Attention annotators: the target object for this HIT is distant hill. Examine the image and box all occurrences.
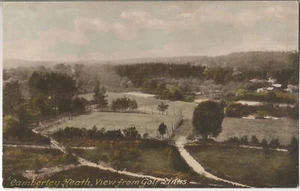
[3,50,298,70]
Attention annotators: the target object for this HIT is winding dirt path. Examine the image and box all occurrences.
[31,126,211,187]
[175,136,251,188]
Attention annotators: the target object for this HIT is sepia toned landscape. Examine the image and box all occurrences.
[2,1,299,188]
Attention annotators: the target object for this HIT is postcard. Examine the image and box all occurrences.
[2,1,299,188]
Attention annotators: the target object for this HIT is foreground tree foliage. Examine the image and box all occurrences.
[192,100,224,140]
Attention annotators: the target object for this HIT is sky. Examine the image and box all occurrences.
[2,1,299,62]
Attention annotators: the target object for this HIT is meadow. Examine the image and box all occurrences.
[72,146,191,179]
[81,92,197,118]
[186,145,298,187]
[46,112,175,138]
[68,92,298,144]
[216,118,298,145]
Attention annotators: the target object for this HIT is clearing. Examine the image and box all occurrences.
[45,112,175,138]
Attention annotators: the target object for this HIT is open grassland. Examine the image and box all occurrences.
[186,145,298,187]
[3,147,73,176]
[72,146,190,179]
[81,92,197,118]
[71,144,231,187]
[46,112,174,138]
[216,118,298,145]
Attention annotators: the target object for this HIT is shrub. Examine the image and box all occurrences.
[227,136,240,145]
[60,153,77,164]
[251,135,260,146]
[269,138,280,149]
[261,139,269,150]
[240,135,249,145]
[30,158,43,172]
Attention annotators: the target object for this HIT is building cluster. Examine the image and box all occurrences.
[250,77,298,93]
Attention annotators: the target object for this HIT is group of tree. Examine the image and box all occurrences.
[2,71,87,143]
[28,71,77,116]
[3,115,50,144]
[142,79,187,101]
[115,63,206,87]
[114,51,298,90]
[111,97,138,111]
[227,135,281,148]
[53,126,141,140]
[235,91,297,104]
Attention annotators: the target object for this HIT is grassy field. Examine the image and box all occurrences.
[3,147,73,176]
[80,92,197,118]
[186,145,298,187]
[72,146,190,179]
[80,92,297,144]
[46,112,175,138]
[71,143,232,187]
[216,118,298,145]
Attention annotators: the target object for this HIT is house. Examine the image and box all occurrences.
[268,77,277,84]
[249,78,267,83]
[284,85,299,93]
[256,88,267,93]
[272,84,282,88]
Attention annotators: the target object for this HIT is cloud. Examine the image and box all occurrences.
[38,28,88,45]
[3,2,298,61]
[74,17,109,33]
[265,5,298,21]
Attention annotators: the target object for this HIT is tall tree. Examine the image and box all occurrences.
[93,80,108,111]
[157,102,169,115]
[192,100,224,140]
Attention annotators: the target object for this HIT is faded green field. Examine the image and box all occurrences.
[71,144,233,187]
[72,146,191,179]
[79,92,298,144]
[81,92,197,118]
[186,145,298,187]
[216,118,298,145]
[46,112,175,138]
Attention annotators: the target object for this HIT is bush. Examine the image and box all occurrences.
[240,135,249,145]
[261,139,269,151]
[60,153,77,164]
[30,158,43,172]
[251,135,260,146]
[227,136,240,145]
[226,103,255,117]
[269,138,280,149]
[140,139,168,148]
